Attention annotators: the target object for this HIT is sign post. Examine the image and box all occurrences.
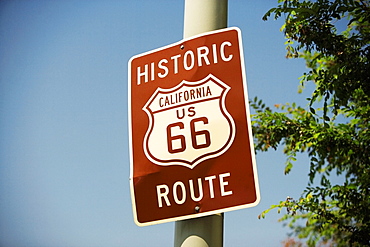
[128,0,260,246]
[176,1,227,246]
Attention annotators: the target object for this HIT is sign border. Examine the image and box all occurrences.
[128,27,260,226]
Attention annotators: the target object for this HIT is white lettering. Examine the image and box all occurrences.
[171,54,181,74]
[184,50,195,70]
[158,59,169,78]
[156,184,171,208]
[197,46,210,67]
[137,64,148,85]
[212,43,218,64]
[150,62,155,81]
[173,181,186,204]
[219,172,233,196]
[155,172,233,208]
[189,178,203,202]
[204,175,216,198]
[135,40,235,84]
[220,41,233,62]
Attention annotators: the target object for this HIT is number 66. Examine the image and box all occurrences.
[166,117,211,154]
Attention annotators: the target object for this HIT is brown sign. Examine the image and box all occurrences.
[128,27,260,226]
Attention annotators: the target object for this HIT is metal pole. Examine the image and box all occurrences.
[174,214,224,247]
[183,0,228,39]
[174,1,228,247]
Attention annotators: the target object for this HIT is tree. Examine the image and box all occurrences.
[253,0,370,246]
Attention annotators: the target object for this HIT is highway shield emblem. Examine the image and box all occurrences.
[143,74,236,169]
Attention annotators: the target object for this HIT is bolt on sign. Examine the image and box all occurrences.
[128,27,260,226]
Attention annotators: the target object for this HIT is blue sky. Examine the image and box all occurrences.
[1,1,316,246]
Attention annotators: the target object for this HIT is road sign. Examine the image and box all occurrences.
[128,27,260,226]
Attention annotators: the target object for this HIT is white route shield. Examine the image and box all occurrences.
[143,74,235,169]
